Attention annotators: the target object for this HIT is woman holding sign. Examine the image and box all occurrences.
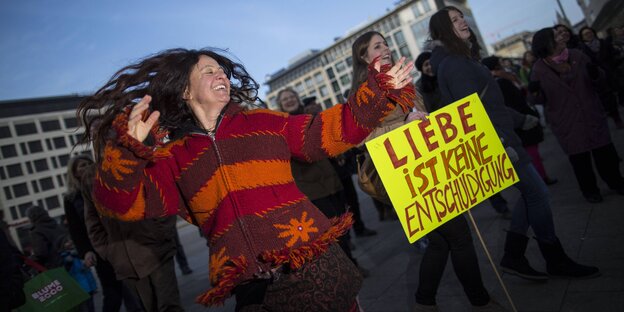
[428,5,599,287]
[350,31,502,311]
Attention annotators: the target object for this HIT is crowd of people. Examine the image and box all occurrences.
[2,5,624,312]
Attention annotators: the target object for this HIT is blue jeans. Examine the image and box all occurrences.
[509,163,557,243]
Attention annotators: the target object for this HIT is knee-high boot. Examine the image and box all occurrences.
[536,237,600,278]
[500,231,548,281]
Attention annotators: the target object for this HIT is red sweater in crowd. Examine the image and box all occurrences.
[92,68,416,305]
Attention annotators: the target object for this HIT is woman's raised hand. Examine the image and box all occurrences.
[127,95,160,142]
[373,56,415,89]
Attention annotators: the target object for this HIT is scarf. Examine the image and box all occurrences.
[550,48,569,64]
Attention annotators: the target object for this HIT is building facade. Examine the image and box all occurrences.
[0,95,90,250]
[264,0,487,110]
[491,31,534,59]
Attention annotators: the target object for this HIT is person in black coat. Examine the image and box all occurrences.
[428,7,599,290]
[481,55,557,185]
[65,154,143,312]
[578,26,624,128]
[0,229,26,311]
[26,205,66,269]
[83,162,184,312]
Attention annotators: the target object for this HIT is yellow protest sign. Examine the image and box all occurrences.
[365,93,518,243]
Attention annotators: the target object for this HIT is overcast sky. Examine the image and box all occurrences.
[0,0,583,102]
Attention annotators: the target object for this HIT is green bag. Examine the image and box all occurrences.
[17,267,89,312]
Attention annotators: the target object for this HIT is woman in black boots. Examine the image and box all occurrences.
[428,6,600,282]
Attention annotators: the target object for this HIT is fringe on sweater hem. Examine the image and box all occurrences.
[195,256,248,306]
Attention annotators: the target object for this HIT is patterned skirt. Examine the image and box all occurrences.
[234,243,363,312]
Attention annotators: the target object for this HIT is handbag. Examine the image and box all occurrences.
[16,264,89,312]
[356,150,391,205]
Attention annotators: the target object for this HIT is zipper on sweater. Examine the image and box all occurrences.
[207,114,267,275]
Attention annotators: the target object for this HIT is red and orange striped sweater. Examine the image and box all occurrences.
[93,68,416,305]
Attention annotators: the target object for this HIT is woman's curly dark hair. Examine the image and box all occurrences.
[77,48,259,160]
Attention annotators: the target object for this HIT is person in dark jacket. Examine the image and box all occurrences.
[429,6,599,289]
[0,229,26,311]
[554,24,581,49]
[482,55,557,185]
[83,164,182,312]
[531,27,624,203]
[26,205,66,269]
[65,154,143,312]
[578,26,624,129]
[416,51,513,219]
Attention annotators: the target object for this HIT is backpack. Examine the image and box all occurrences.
[356,151,391,205]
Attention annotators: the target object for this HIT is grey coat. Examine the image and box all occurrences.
[430,45,531,167]
[531,49,611,155]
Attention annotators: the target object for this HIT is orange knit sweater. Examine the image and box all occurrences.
[93,67,416,305]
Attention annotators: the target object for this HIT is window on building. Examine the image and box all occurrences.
[319,85,329,97]
[323,99,333,108]
[412,3,422,17]
[28,140,43,153]
[3,186,12,200]
[295,82,304,94]
[33,159,48,172]
[345,56,353,67]
[53,136,67,149]
[394,30,406,46]
[326,68,335,79]
[399,46,412,58]
[0,125,10,139]
[40,119,61,132]
[314,72,324,84]
[304,77,314,88]
[387,36,395,48]
[308,90,317,98]
[1,144,18,158]
[58,154,70,167]
[40,177,54,191]
[31,181,39,193]
[25,162,33,174]
[18,203,32,219]
[45,138,53,150]
[45,195,60,210]
[57,174,65,187]
[51,157,58,169]
[15,122,37,136]
[411,17,431,49]
[335,61,346,73]
[64,117,78,129]
[20,143,28,155]
[391,50,400,62]
[12,183,28,198]
[339,74,351,86]
[422,0,431,13]
[7,164,23,178]
[0,167,6,180]
[332,81,341,93]
[9,206,18,220]
[337,94,345,103]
